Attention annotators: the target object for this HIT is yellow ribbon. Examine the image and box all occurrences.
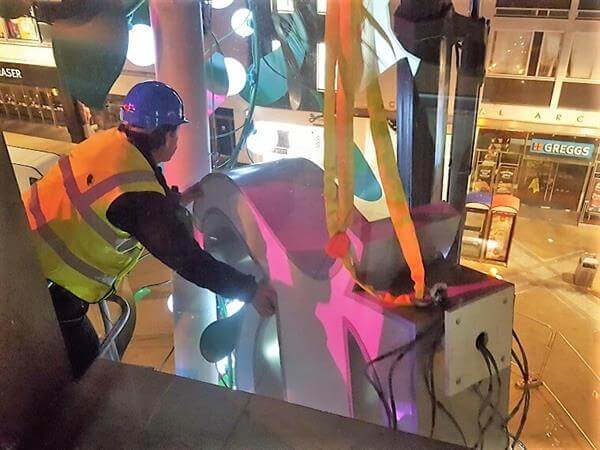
[323,0,426,302]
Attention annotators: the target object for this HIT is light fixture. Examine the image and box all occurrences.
[316,42,326,91]
[271,39,282,51]
[216,357,229,375]
[317,0,327,14]
[225,299,245,317]
[126,24,156,67]
[223,57,247,96]
[275,0,294,13]
[263,339,280,362]
[167,294,173,313]
[231,8,254,38]
[211,0,234,9]
[246,122,279,155]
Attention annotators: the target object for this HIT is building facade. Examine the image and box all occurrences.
[473,0,600,225]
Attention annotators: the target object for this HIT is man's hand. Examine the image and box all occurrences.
[251,280,277,317]
[180,181,204,206]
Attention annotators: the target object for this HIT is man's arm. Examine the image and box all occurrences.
[106,191,258,302]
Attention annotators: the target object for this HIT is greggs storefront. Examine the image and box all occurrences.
[470,126,599,224]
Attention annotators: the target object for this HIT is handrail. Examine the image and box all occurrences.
[98,295,131,359]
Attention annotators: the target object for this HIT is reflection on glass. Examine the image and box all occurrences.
[488,31,532,75]
[567,33,600,80]
[537,32,561,77]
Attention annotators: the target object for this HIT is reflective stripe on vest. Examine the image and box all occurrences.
[58,157,156,249]
[24,128,166,302]
[29,183,114,286]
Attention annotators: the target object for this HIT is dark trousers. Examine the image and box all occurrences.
[49,283,100,378]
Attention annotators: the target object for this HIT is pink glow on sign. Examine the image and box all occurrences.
[193,228,205,247]
[246,201,294,287]
[206,90,226,115]
[315,229,384,388]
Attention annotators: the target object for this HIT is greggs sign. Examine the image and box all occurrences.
[529,138,596,160]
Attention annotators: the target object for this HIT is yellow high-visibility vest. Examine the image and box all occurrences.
[22,128,165,303]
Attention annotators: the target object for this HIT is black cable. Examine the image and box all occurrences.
[475,344,494,450]
[478,344,503,450]
[365,319,441,430]
[511,330,530,449]
[423,328,469,447]
[364,361,393,428]
[158,345,175,372]
[426,327,444,437]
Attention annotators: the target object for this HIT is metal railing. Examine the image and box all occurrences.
[98,295,131,361]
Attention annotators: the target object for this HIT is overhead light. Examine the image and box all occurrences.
[275,0,294,13]
[126,24,155,67]
[272,39,282,51]
[216,357,229,375]
[247,122,279,155]
[316,42,338,92]
[225,299,245,317]
[317,0,327,14]
[223,57,247,96]
[211,0,234,9]
[231,8,254,38]
[167,294,173,313]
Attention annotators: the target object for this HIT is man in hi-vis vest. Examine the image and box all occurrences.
[22,81,277,377]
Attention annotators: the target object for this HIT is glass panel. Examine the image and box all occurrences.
[537,32,562,77]
[558,83,600,110]
[483,78,554,106]
[488,31,532,75]
[567,33,600,80]
[550,163,588,210]
[496,0,571,7]
[6,16,39,41]
[579,0,600,10]
[0,18,8,39]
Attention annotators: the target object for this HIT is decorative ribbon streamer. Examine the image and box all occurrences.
[323,0,426,304]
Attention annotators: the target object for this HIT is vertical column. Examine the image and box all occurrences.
[0,131,71,446]
[150,0,217,384]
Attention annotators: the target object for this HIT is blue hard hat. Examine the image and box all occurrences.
[120,81,189,130]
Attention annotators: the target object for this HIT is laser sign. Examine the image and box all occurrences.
[529,138,596,160]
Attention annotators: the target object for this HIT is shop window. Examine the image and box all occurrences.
[567,33,600,80]
[558,83,600,111]
[488,31,532,76]
[536,32,562,77]
[482,78,554,106]
[5,16,39,41]
[579,0,600,9]
[0,18,8,39]
[496,0,571,7]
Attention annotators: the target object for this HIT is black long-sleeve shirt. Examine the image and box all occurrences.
[106,152,257,302]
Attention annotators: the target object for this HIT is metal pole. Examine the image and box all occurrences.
[150,0,218,384]
[431,37,451,202]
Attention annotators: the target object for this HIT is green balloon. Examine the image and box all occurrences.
[206,52,229,96]
[51,0,128,108]
[133,287,151,303]
[0,0,31,19]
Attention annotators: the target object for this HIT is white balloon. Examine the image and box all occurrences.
[126,24,156,67]
[223,57,247,96]
[247,123,278,155]
[211,0,234,9]
[230,8,254,38]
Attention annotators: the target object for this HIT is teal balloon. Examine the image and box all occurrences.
[240,48,288,106]
[312,94,382,202]
[240,10,307,107]
[51,0,128,108]
[206,52,229,96]
[353,144,382,201]
[133,287,151,302]
[127,0,150,25]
